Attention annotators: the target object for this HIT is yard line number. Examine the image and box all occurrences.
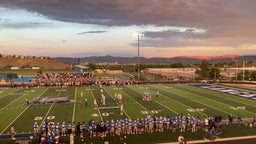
[34,116,55,121]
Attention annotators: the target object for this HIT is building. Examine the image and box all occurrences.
[221,67,256,79]
[74,65,89,73]
[145,68,196,80]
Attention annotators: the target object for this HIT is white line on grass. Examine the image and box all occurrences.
[38,87,63,129]
[72,87,77,122]
[103,87,131,119]
[0,89,19,100]
[56,87,63,96]
[152,85,208,116]
[130,86,180,115]
[157,85,231,116]
[0,91,30,112]
[122,89,152,115]
[38,103,55,130]
[186,85,256,109]
[90,86,103,121]
[0,88,48,134]
[153,100,179,115]
[150,85,200,113]
[171,85,256,115]
[1,105,31,134]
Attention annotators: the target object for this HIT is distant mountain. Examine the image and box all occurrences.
[54,55,256,65]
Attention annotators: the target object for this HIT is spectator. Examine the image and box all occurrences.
[10,124,16,140]
[210,126,216,142]
[178,133,184,144]
[228,114,233,125]
[237,115,242,125]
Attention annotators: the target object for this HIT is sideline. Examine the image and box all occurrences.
[158,135,256,144]
[72,87,77,122]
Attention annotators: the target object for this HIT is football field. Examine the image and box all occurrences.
[0,84,256,135]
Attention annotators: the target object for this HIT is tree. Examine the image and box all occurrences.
[88,63,96,71]
[4,65,12,70]
[250,71,256,81]
[195,60,211,79]
[22,64,31,69]
[170,63,185,68]
[237,70,250,81]
[209,67,220,80]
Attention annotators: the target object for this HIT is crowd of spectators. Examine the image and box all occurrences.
[34,72,135,87]
[35,72,95,87]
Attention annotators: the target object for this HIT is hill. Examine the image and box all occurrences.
[0,57,70,69]
[55,55,256,64]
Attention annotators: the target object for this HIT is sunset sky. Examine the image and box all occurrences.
[0,0,256,58]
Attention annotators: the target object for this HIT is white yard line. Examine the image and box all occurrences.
[189,85,256,108]
[175,85,256,115]
[0,89,19,100]
[38,87,63,129]
[154,100,179,115]
[103,87,131,119]
[56,87,63,96]
[38,103,54,129]
[0,88,48,134]
[0,90,31,112]
[72,87,77,122]
[152,85,208,116]
[1,106,31,134]
[165,88,231,116]
[131,86,180,115]
[122,88,152,115]
[89,86,103,121]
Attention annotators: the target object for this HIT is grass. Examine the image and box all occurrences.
[0,84,256,143]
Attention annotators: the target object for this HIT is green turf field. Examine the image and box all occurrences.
[0,84,256,143]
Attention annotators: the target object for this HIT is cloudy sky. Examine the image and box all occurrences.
[0,0,255,58]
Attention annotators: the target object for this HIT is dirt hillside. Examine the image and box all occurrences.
[0,57,70,69]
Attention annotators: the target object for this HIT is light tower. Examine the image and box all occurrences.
[133,33,144,80]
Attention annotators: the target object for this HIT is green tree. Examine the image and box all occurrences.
[4,65,12,70]
[237,70,250,81]
[88,63,96,71]
[22,64,31,69]
[250,71,256,81]
[195,60,211,79]
[209,67,220,80]
[170,63,185,68]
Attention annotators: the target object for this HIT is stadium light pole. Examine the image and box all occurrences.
[235,58,238,81]
[242,60,245,81]
[133,33,144,80]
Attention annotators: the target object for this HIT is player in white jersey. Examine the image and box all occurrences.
[33,122,38,136]
[55,122,60,135]
[110,119,115,136]
[80,92,83,101]
[120,103,124,115]
[117,93,122,103]
[148,118,154,133]
[61,122,66,136]
[127,119,133,134]
[102,94,106,106]
[158,116,164,132]
[93,99,97,109]
[180,117,186,132]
